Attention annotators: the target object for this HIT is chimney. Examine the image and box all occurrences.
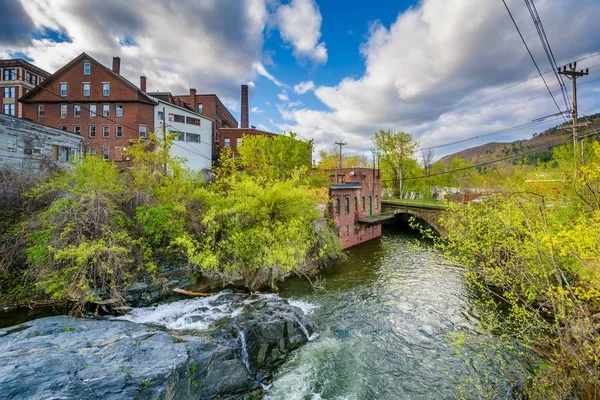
[241,84,249,129]
[140,76,146,92]
[112,57,121,75]
[189,88,197,109]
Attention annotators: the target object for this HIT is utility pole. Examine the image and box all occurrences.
[335,140,347,168]
[558,62,589,166]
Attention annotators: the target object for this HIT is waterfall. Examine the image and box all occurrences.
[236,325,251,373]
[295,317,311,341]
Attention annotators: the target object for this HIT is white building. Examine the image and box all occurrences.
[152,96,213,172]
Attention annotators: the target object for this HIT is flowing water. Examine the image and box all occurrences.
[265,227,519,399]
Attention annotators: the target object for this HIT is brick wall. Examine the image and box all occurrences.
[218,127,275,155]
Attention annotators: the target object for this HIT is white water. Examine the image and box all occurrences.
[114,291,245,331]
[236,326,251,372]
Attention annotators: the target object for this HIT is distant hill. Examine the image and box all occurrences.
[437,113,600,172]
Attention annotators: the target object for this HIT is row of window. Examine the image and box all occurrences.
[162,112,202,126]
[87,147,111,161]
[38,103,123,118]
[173,132,202,143]
[2,69,41,84]
[57,124,146,139]
[5,136,77,161]
[334,195,379,215]
[59,82,110,97]
[223,137,242,148]
[3,87,15,98]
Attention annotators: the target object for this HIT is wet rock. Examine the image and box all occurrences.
[0,293,314,399]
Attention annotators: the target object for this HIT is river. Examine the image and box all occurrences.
[266,227,520,399]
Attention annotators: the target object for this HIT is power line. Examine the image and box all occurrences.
[501,0,567,122]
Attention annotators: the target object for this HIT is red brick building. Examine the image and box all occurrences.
[1,59,50,118]
[20,53,157,161]
[328,168,383,249]
[219,127,275,154]
[173,89,238,160]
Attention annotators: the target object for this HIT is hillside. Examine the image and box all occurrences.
[437,113,600,171]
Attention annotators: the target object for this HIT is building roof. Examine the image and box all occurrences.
[19,52,157,105]
[0,59,51,78]
[0,113,84,141]
[219,127,277,136]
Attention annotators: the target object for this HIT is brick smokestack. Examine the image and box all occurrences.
[140,76,146,92]
[112,57,121,75]
[189,88,196,110]
[241,84,249,129]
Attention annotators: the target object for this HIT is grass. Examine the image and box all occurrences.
[382,198,448,209]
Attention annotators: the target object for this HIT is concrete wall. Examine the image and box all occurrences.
[0,114,83,172]
[154,100,212,172]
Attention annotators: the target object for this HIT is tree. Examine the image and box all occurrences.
[317,147,370,169]
[237,132,313,180]
[372,130,418,198]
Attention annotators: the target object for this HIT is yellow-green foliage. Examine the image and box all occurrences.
[436,143,600,398]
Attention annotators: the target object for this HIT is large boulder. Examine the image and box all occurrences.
[0,292,314,400]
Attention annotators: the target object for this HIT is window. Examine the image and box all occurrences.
[354,197,358,212]
[102,148,109,160]
[345,197,350,214]
[83,61,91,75]
[88,125,96,138]
[102,83,110,96]
[26,72,37,84]
[74,104,81,117]
[224,138,230,148]
[236,137,242,148]
[83,83,90,97]
[59,125,67,131]
[335,198,341,215]
[345,225,350,237]
[3,69,15,81]
[375,195,379,210]
[115,125,122,138]
[6,136,16,152]
[198,104,203,114]
[89,104,96,117]
[33,147,42,156]
[2,104,15,116]
[158,111,164,120]
[60,83,67,97]
[362,196,365,211]
[73,125,81,135]
[102,104,110,117]
[186,116,200,126]
[60,104,68,118]
[3,87,15,98]
[186,133,200,143]
[138,125,147,139]
[115,104,123,117]
[88,147,96,156]
[168,113,185,123]
[38,104,45,117]
[175,132,185,141]
[102,125,110,138]
[70,148,77,158]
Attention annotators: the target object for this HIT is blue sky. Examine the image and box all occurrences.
[1,0,600,160]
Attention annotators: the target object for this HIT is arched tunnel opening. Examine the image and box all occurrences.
[383,212,439,237]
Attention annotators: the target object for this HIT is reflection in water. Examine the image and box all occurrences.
[267,228,517,399]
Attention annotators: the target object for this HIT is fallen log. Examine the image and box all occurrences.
[172,288,213,297]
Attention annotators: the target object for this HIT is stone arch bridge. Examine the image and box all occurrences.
[378,200,448,235]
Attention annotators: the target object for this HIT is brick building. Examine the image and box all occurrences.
[327,168,383,249]
[173,89,238,160]
[1,59,50,118]
[218,127,275,154]
[20,53,156,162]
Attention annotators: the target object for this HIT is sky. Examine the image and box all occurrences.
[1,0,600,161]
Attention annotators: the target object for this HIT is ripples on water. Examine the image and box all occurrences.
[266,228,516,400]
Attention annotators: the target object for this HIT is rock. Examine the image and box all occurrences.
[0,292,314,399]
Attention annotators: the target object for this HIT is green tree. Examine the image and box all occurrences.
[372,130,419,198]
[317,147,370,169]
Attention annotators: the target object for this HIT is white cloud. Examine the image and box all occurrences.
[251,106,263,113]
[277,91,289,101]
[288,100,304,108]
[279,0,600,156]
[273,0,327,65]
[3,0,270,103]
[294,80,315,94]
[252,61,285,87]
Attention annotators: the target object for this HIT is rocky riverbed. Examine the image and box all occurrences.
[0,291,315,400]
